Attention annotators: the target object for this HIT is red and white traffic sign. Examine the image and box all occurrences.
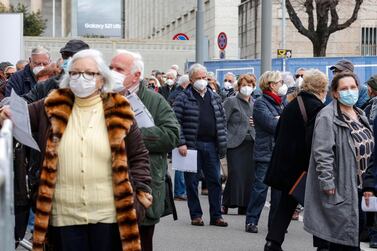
[217,32,227,50]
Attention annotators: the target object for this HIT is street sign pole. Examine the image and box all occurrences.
[196,0,204,64]
[261,0,272,73]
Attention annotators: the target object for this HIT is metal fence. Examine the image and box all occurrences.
[0,119,14,251]
[187,56,377,88]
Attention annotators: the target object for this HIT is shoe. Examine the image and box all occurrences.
[370,240,377,248]
[264,241,283,251]
[201,189,208,195]
[210,218,228,227]
[245,223,258,233]
[316,249,329,251]
[174,195,187,201]
[291,209,300,221]
[191,217,204,226]
[221,206,228,214]
[238,207,246,215]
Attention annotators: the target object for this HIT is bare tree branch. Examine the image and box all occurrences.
[331,0,363,32]
[286,0,314,40]
[304,0,315,32]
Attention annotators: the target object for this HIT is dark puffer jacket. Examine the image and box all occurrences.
[253,93,284,163]
[173,85,227,156]
[5,64,37,96]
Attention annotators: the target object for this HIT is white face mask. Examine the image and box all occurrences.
[70,76,97,98]
[111,70,126,92]
[193,79,208,91]
[166,79,175,86]
[277,84,288,96]
[224,81,233,90]
[33,66,44,76]
[240,86,254,97]
[295,77,303,87]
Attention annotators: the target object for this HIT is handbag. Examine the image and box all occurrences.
[288,96,307,206]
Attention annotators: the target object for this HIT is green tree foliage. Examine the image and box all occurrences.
[0,3,47,36]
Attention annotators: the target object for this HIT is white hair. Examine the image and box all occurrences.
[171,64,179,71]
[188,63,207,80]
[115,49,144,79]
[166,69,177,79]
[177,74,189,85]
[59,49,114,92]
[224,72,236,82]
[31,46,50,58]
[207,71,215,79]
[281,72,295,88]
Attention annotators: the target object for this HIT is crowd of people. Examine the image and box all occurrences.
[1,39,377,251]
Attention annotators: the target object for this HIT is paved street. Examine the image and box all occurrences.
[154,190,311,251]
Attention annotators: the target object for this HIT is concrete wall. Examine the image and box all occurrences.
[23,37,195,76]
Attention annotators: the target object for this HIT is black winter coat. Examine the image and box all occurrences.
[22,75,60,104]
[173,85,227,156]
[5,64,36,96]
[253,93,284,162]
[264,91,325,191]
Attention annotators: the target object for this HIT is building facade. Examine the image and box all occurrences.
[125,0,241,60]
[239,0,377,59]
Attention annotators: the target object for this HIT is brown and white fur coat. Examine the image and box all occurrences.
[32,89,142,251]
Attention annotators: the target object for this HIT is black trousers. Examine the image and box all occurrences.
[266,191,297,245]
[49,223,122,251]
[140,225,155,251]
[328,242,360,251]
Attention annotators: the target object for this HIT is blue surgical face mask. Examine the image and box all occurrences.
[338,89,359,106]
[62,58,71,73]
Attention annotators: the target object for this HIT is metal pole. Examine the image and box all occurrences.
[281,0,286,71]
[52,0,55,37]
[71,0,78,37]
[196,0,204,64]
[261,0,273,73]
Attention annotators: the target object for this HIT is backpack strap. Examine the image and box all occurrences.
[297,95,308,124]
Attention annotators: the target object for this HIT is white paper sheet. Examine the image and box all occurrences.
[362,196,377,212]
[126,93,155,128]
[10,89,40,151]
[172,148,197,173]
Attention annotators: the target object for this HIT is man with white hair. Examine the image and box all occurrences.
[220,72,236,101]
[159,69,178,101]
[5,46,51,96]
[110,50,180,251]
[173,63,228,227]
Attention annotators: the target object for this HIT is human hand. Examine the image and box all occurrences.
[178,145,188,157]
[249,116,254,127]
[323,188,335,196]
[0,105,11,126]
[364,191,374,207]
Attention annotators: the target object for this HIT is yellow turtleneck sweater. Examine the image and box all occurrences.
[51,94,116,227]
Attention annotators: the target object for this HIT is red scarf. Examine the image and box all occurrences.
[263,90,282,105]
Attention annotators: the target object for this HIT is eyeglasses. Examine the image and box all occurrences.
[31,61,50,67]
[69,71,100,80]
[295,74,303,78]
[224,79,232,82]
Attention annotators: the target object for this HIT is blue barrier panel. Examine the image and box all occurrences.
[187,56,377,87]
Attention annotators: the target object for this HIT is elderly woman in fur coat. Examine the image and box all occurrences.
[0,49,152,251]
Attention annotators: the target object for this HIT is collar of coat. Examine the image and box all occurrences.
[32,88,141,251]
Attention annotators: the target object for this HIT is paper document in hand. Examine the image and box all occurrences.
[362,196,377,212]
[10,89,40,151]
[126,93,155,128]
[172,148,197,173]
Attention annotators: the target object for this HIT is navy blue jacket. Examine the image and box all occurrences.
[5,64,37,96]
[253,93,284,162]
[173,85,227,156]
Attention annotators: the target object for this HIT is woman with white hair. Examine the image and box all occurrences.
[1,49,152,251]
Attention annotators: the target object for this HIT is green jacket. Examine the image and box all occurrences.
[137,83,180,225]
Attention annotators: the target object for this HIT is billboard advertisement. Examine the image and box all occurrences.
[77,0,123,38]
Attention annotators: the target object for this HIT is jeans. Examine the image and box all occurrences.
[184,141,222,221]
[246,161,270,225]
[174,170,186,197]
